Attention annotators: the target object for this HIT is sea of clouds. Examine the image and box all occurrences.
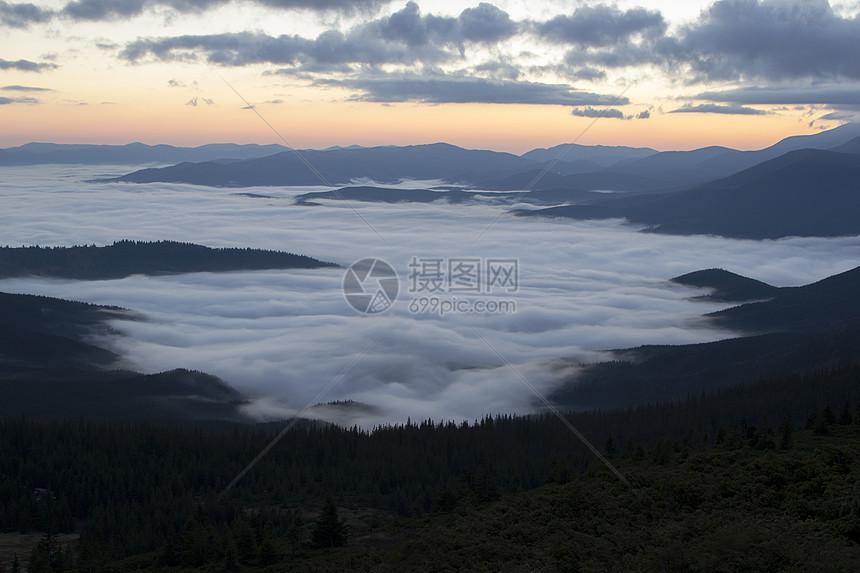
[2,164,859,427]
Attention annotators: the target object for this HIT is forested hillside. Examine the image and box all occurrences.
[1,365,859,571]
[0,241,338,280]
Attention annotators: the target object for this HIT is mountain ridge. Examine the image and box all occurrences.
[670,268,779,302]
[521,147,860,239]
[0,240,339,280]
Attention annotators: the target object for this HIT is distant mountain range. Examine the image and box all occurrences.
[520,144,860,239]
[101,143,545,186]
[0,142,291,165]
[87,123,860,191]
[59,123,860,240]
[520,142,657,167]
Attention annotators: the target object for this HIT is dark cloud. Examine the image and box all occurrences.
[457,2,518,43]
[316,72,628,106]
[695,85,860,106]
[0,1,52,28]
[63,0,153,20]
[121,28,441,68]
[47,0,860,109]
[669,103,767,115]
[61,0,382,21]
[534,1,860,84]
[818,110,860,121]
[121,2,517,69]
[1,84,53,91]
[637,109,650,119]
[563,42,660,69]
[253,0,384,11]
[0,58,57,72]
[183,95,215,106]
[0,95,38,104]
[122,32,305,65]
[538,4,665,47]
[571,106,627,119]
[380,1,437,47]
[533,4,668,74]
[565,66,606,81]
[362,1,516,48]
[474,60,520,80]
[674,0,860,81]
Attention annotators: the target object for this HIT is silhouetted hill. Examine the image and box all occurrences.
[608,145,742,183]
[294,185,598,206]
[474,169,570,190]
[0,290,251,422]
[105,143,542,186]
[477,168,664,192]
[671,268,778,302]
[832,135,860,154]
[709,265,860,333]
[94,124,860,192]
[604,123,860,185]
[296,186,472,205]
[521,148,860,239]
[554,265,860,409]
[0,240,338,280]
[553,330,860,410]
[0,290,132,355]
[520,142,656,165]
[761,122,860,155]
[0,367,251,423]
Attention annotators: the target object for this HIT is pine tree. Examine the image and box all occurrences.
[839,400,852,425]
[603,436,617,459]
[311,496,347,548]
[234,521,256,564]
[287,514,304,557]
[780,414,793,450]
[823,404,837,425]
[257,540,278,567]
[223,541,239,573]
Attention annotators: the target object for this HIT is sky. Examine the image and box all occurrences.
[2,0,860,152]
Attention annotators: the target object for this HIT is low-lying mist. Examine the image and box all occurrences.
[2,165,859,426]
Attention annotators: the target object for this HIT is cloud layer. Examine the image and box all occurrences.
[3,1,860,118]
[100,1,860,112]
[2,165,859,427]
[0,58,56,72]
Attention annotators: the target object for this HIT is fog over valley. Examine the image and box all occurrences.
[2,164,858,427]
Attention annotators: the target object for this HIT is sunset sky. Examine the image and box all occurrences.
[1,0,859,152]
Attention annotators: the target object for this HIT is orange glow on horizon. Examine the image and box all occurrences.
[0,97,828,153]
